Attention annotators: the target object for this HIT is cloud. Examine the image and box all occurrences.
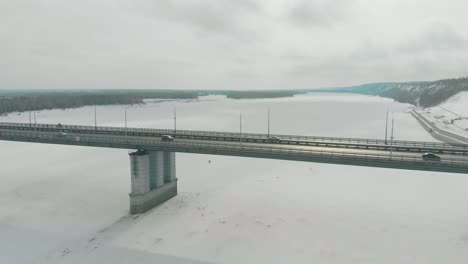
[283,24,468,87]
[134,0,261,37]
[288,0,355,28]
[398,24,468,53]
[0,0,468,89]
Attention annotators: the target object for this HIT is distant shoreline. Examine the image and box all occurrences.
[2,75,467,115]
[0,90,309,115]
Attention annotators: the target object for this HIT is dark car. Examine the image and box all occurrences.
[161,135,174,141]
[422,152,441,161]
[267,136,281,142]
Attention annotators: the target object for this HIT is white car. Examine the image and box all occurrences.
[57,132,67,137]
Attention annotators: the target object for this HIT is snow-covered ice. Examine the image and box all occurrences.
[1,93,467,264]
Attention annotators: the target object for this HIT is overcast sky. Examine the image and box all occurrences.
[1,0,467,90]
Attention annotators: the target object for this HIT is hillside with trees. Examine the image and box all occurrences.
[321,77,468,108]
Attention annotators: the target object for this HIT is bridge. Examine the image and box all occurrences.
[1,122,468,214]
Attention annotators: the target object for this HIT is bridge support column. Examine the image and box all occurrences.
[129,150,177,214]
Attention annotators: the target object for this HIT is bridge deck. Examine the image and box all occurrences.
[2,122,468,154]
[1,123,468,174]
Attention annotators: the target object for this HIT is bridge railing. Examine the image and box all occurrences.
[1,129,467,170]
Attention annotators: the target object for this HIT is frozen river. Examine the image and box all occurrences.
[1,93,467,263]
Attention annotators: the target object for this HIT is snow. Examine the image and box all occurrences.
[417,92,468,137]
[438,91,468,115]
[1,93,467,264]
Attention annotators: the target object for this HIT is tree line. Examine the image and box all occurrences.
[0,91,199,115]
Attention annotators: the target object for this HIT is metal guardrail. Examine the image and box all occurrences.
[1,129,467,174]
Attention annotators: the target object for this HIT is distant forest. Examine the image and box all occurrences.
[0,90,303,115]
[0,91,199,115]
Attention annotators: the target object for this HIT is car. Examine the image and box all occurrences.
[57,132,67,136]
[422,152,441,161]
[267,136,281,142]
[161,135,174,141]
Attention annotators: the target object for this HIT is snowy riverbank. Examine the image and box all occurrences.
[1,93,467,264]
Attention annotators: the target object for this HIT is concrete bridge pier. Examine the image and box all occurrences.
[129,150,177,214]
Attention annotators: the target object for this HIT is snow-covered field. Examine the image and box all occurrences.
[1,93,467,264]
[420,92,468,137]
[437,92,468,116]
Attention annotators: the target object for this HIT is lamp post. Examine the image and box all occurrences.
[390,116,395,159]
[94,105,97,130]
[239,112,242,146]
[174,106,177,135]
[125,105,131,137]
[34,112,37,137]
[385,110,389,144]
[267,107,270,138]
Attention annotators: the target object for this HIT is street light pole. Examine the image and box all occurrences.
[385,110,389,144]
[239,112,242,146]
[29,112,32,126]
[34,112,37,137]
[174,106,177,135]
[267,107,270,138]
[94,105,97,130]
[125,105,133,139]
[390,116,395,159]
